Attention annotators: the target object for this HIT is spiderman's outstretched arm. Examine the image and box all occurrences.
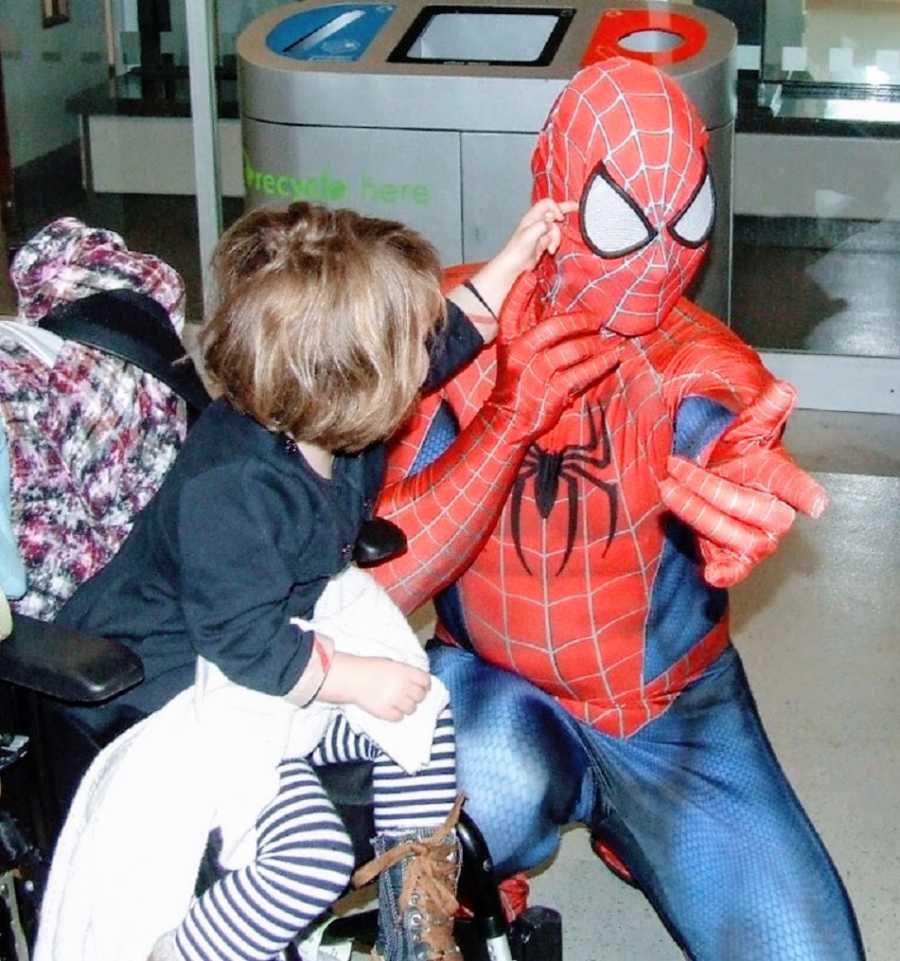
[659,302,827,587]
[372,280,620,614]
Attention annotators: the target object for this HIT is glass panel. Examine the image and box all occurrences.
[734,0,900,362]
[763,0,900,89]
[694,0,763,46]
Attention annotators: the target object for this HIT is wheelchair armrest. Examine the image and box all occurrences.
[0,614,143,703]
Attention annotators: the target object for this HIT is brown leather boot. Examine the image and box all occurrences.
[353,795,465,961]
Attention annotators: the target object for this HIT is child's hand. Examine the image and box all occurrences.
[500,198,578,274]
[316,651,431,721]
[447,199,576,344]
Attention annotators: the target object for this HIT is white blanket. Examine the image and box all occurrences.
[34,566,447,961]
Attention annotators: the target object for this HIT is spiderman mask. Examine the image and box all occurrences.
[532,57,714,336]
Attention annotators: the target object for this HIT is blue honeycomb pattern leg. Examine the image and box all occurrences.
[431,643,866,960]
[428,644,594,876]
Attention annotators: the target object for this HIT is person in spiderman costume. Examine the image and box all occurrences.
[370,58,866,959]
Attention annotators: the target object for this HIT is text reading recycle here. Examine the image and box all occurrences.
[244,154,431,205]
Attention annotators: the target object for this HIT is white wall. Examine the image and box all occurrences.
[1,0,109,168]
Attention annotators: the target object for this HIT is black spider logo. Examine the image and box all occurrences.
[511,403,618,575]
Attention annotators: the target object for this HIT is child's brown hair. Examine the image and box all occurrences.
[201,202,445,451]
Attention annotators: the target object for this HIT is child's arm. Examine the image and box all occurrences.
[446,199,576,344]
[287,648,431,722]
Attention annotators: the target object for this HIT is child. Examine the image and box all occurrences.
[37,199,581,961]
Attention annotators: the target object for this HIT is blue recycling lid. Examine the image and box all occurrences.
[266,4,395,62]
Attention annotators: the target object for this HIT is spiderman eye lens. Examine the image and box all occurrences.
[580,162,655,259]
[669,166,715,248]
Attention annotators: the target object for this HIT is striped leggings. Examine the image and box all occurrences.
[174,708,457,961]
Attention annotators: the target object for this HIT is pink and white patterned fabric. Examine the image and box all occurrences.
[10,218,186,333]
[1,219,189,619]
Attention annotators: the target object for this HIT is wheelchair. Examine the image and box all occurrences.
[0,290,562,961]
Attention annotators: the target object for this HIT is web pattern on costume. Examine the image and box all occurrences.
[377,351,517,611]
[420,305,761,738]
[533,56,710,335]
[374,56,863,961]
[380,59,772,738]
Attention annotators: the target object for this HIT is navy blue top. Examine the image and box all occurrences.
[58,301,482,718]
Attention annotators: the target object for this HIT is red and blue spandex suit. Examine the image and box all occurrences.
[373,59,866,960]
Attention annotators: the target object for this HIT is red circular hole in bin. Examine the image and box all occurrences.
[582,10,707,68]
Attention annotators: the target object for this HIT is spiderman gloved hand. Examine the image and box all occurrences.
[375,270,618,612]
[487,271,621,444]
[660,379,828,588]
